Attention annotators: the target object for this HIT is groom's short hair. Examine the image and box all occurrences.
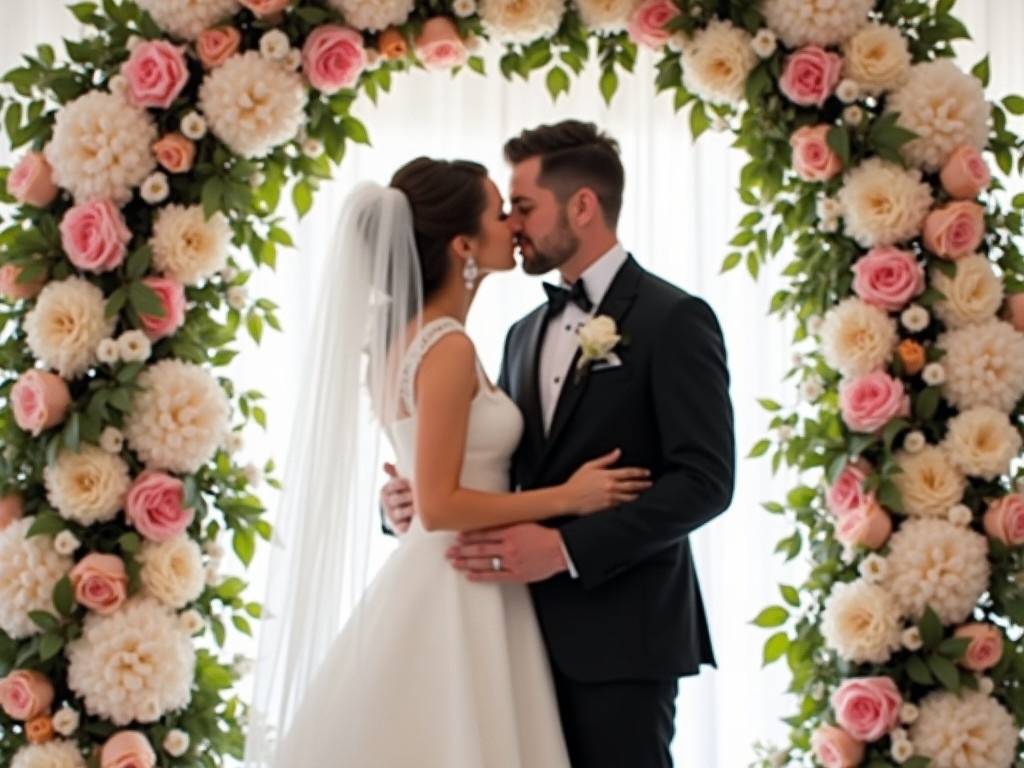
[504,120,624,227]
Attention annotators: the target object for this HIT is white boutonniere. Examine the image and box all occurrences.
[574,315,626,385]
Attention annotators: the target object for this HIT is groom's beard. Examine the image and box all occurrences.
[518,214,580,276]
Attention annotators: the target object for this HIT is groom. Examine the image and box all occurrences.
[386,120,734,768]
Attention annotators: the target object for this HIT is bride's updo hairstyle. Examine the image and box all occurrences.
[390,157,489,300]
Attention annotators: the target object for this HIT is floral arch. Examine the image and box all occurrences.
[1,0,1023,766]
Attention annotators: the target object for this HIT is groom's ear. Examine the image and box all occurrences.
[570,187,601,229]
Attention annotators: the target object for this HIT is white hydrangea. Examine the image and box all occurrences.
[842,22,911,96]
[931,255,1004,329]
[682,19,757,106]
[198,52,307,159]
[574,0,640,34]
[478,0,565,43]
[44,444,131,526]
[25,277,117,379]
[761,0,872,48]
[66,598,195,726]
[135,0,240,41]
[821,579,902,664]
[325,0,414,31]
[11,740,87,768]
[821,297,898,378]
[139,536,206,609]
[886,60,991,172]
[884,518,988,625]
[910,691,1017,768]
[0,518,73,639]
[891,446,967,519]
[937,319,1024,413]
[838,158,933,248]
[150,204,232,286]
[44,91,157,205]
[941,406,1022,481]
[124,359,230,474]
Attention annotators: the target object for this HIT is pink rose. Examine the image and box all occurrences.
[826,461,874,519]
[810,725,865,768]
[126,470,195,542]
[152,133,196,174]
[851,246,925,311]
[11,369,72,437]
[0,264,46,301]
[0,670,54,721]
[983,494,1024,547]
[137,276,186,340]
[414,17,468,71]
[101,731,156,768]
[780,46,842,107]
[1005,293,1024,333]
[0,494,23,532]
[196,27,241,69]
[59,198,132,273]
[302,25,367,94]
[70,554,128,615]
[7,152,59,208]
[628,0,681,49]
[954,622,1004,671]
[839,371,910,433]
[836,499,892,550]
[122,40,189,110]
[940,145,991,200]
[239,0,290,17]
[922,201,985,260]
[790,125,843,182]
[831,677,902,742]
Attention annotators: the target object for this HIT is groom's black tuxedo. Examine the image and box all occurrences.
[497,255,734,765]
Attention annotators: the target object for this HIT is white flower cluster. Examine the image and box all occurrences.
[139,536,206,609]
[838,158,933,248]
[325,0,414,31]
[150,204,232,286]
[0,518,72,639]
[891,446,966,519]
[478,0,565,43]
[820,297,897,378]
[44,444,131,526]
[931,255,1004,329]
[574,0,639,34]
[682,19,757,106]
[941,406,1022,481]
[937,319,1024,413]
[761,0,872,48]
[842,23,911,96]
[25,277,117,379]
[11,740,87,768]
[910,691,1017,768]
[821,579,902,664]
[135,0,240,41]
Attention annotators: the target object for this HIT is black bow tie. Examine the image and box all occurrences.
[543,279,593,316]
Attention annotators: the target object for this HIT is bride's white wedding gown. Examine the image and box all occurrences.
[274,318,571,767]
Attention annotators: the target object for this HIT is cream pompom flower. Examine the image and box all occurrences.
[325,0,414,31]
[941,406,1022,481]
[198,51,307,159]
[931,254,1004,329]
[0,518,73,639]
[886,60,991,172]
[910,691,1017,768]
[44,444,131,526]
[150,204,232,286]
[838,158,933,248]
[135,0,240,41]
[66,598,195,725]
[25,277,117,378]
[842,23,911,96]
[478,0,565,43]
[884,518,988,625]
[574,0,640,33]
[821,579,902,664]
[682,19,757,106]
[139,536,206,609]
[820,297,898,378]
[11,740,87,768]
[937,319,1024,413]
[891,446,967,519]
[761,0,872,48]
[44,91,157,205]
[124,359,230,474]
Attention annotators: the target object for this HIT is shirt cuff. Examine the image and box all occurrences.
[559,534,579,579]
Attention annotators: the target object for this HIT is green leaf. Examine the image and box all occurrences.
[53,576,75,617]
[247,311,264,345]
[763,631,788,665]
[779,584,800,608]
[599,69,618,105]
[233,529,255,566]
[26,511,66,537]
[128,281,165,317]
[927,654,961,693]
[918,605,943,649]
[876,480,903,514]
[748,439,771,458]
[971,55,990,87]
[906,654,934,685]
[38,633,64,662]
[545,66,570,100]
[752,605,788,628]
[914,386,941,421]
[63,412,81,452]
[689,101,711,141]
[900,757,932,768]
[29,611,60,633]
[937,637,971,660]
[125,245,152,281]
[341,116,370,145]
[202,177,225,218]
[720,252,742,273]
[292,181,313,218]
[826,126,851,167]
[1002,95,1024,116]
[118,533,141,554]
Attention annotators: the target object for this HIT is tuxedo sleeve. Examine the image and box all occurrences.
[559,297,735,590]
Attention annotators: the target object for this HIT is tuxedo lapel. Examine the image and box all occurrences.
[516,308,547,461]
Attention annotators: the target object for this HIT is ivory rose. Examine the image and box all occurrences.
[922,201,985,260]
[59,198,131,273]
[137,277,186,340]
[810,724,864,768]
[628,0,680,49]
[831,676,902,742]
[0,494,23,532]
[378,28,408,60]
[839,371,910,433]
[0,264,46,300]
[126,470,195,542]
[302,25,367,94]
[152,133,196,174]
[414,17,467,70]
[940,144,991,200]
[239,0,290,16]
[195,27,241,69]
[0,670,54,720]
[836,500,892,550]
[851,246,925,311]
[790,124,843,181]
[6,152,59,207]
[11,369,72,436]
[983,494,1024,546]
[780,46,842,106]
[70,554,129,615]
[122,40,190,110]
[826,461,874,518]
[101,731,156,768]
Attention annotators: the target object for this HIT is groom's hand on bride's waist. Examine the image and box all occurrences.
[381,463,415,535]
[446,524,569,583]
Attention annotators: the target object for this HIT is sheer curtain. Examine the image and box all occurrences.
[2,4,1023,765]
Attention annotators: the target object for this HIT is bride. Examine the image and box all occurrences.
[244,157,651,767]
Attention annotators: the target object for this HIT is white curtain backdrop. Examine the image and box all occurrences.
[2,4,1022,765]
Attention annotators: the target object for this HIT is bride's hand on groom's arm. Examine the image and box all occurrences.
[381,462,415,535]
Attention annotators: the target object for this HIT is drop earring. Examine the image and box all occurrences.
[463,257,478,291]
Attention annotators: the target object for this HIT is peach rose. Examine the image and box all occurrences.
[831,676,902,742]
[826,460,874,519]
[378,28,408,61]
[836,499,892,550]
[811,724,865,768]
[0,264,46,301]
[414,17,467,70]
[101,731,156,768]
[922,201,985,260]
[628,0,680,49]
[126,470,195,542]
[152,133,196,174]
[851,246,925,311]
[897,339,926,376]
[137,276,187,340]
[7,152,59,208]
[60,198,132,273]
[239,0,290,17]
[940,145,991,200]
[70,553,129,615]
[196,27,241,69]
[11,369,72,437]
[983,494,1024,546]
[0,493,23,532]
[302,24,368,94]
[839,371,910,433]
[0,670,55,721]
[1005,293,1024,333]
[780,46,842,106]
[25,715,54,744]
[122,40,190,110]
[954,622,1003,671]
[790,124,843,182]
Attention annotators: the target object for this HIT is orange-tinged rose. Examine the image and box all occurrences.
[195,27,241,69]
[897,339,925,376]
[152,133,196,174]
[378,28,408,61]
[25,715,54,744]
